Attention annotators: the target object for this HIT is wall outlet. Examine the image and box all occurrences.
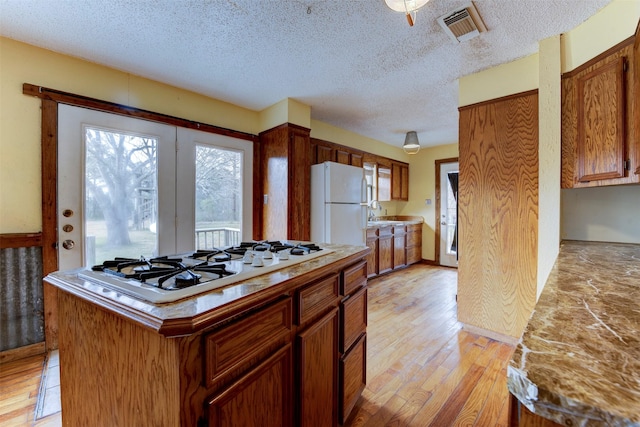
[425,199,432,205]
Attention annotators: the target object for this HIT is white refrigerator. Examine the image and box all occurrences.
[311,161,367,246]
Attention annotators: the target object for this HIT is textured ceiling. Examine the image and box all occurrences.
[0,0,611,148]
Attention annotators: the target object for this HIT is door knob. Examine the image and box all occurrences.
[62,240,75,250]
[441,221,446,225]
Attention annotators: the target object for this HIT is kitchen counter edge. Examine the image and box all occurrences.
[507,240,640,426]
[44,243,370,337]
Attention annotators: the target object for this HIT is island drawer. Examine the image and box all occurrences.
[341,260,367,296]
[295,273,340,325]
[204,298,292,388]
[340,286,367,353]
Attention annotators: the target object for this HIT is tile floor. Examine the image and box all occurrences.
[35,350,61,419]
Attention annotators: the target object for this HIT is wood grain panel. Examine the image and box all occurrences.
[297,308,338,427]
[393,232,406,270]
[458,90,538,339]
[577,57,626,182]
[336,149,350,164]
[207,344,292,427]
[57,291,181,426]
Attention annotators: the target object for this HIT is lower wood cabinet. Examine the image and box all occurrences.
[392,225,406,270]
[378,226,394,275]
[297,308,339,427]
[207,344,293,427]
[366,228,378,278]
[367,222,422,278]
[340,333,367,424]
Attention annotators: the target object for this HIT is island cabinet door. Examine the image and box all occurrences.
[340,332,366,424]
[206,344,293,427]
[296,307,339,427]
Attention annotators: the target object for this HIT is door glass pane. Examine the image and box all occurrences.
[445,173,458,255]
[195,145,242,249]
[84,126,158,265]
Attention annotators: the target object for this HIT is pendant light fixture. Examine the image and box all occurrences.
[403,131,421,154]
[384,0,431,26]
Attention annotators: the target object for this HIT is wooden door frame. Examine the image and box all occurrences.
[434,157,458,267]
[24,83,257,349]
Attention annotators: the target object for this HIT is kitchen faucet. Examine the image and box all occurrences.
[368,200,381,221]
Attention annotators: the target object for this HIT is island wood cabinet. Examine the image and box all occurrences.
[55,257,367,427]
[561,36,638,188]
[339,261,368,424]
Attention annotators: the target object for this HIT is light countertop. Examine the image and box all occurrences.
[507,240,640,426]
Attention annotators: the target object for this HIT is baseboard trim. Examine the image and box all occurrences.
[461,323,519,346]
[0,341,46,364]
[421,259,438,266]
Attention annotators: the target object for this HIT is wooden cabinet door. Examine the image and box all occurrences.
[316,144,334,164]
[336,149,350,165]
[377,164,391,202]
[577,57,626,182]
[377,227,393,275]
[339,333,366,424]
[561,39,637,188]
[350,153,363,167]
[297,308,338,427]
[391,162,409,201]
[365,236,378,278]
[392,227,406,270]
[207,344,292,427]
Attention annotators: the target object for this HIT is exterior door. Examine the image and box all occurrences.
[439,161,459,267]
[176,128,253,251]
[58,105,176,271]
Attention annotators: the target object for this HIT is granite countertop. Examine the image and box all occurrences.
[367,215,423,226]
[45,243,369,337]
[508,240,640,426]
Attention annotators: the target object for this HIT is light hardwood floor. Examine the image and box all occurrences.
[0,264,514,426]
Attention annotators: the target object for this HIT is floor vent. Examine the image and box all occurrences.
[437,2,487,43]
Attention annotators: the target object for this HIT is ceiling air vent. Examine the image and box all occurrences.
[437,2,487,43]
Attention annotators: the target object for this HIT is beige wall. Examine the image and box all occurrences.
[457,0,639,299]
[0,37,259,233]
[537,35,562,300]
[399,144,458,261]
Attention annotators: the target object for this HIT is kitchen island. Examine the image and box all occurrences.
[45,243,369,426]
[507,240,640,426]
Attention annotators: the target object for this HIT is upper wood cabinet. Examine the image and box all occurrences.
[310,138,409,201]
[561,37,638,188]
[391,162,409,201]
[310,138,365,169]
[259,124,311,241]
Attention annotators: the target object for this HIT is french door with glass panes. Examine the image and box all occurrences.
[57,105,252,271]
[439,161,459,267]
